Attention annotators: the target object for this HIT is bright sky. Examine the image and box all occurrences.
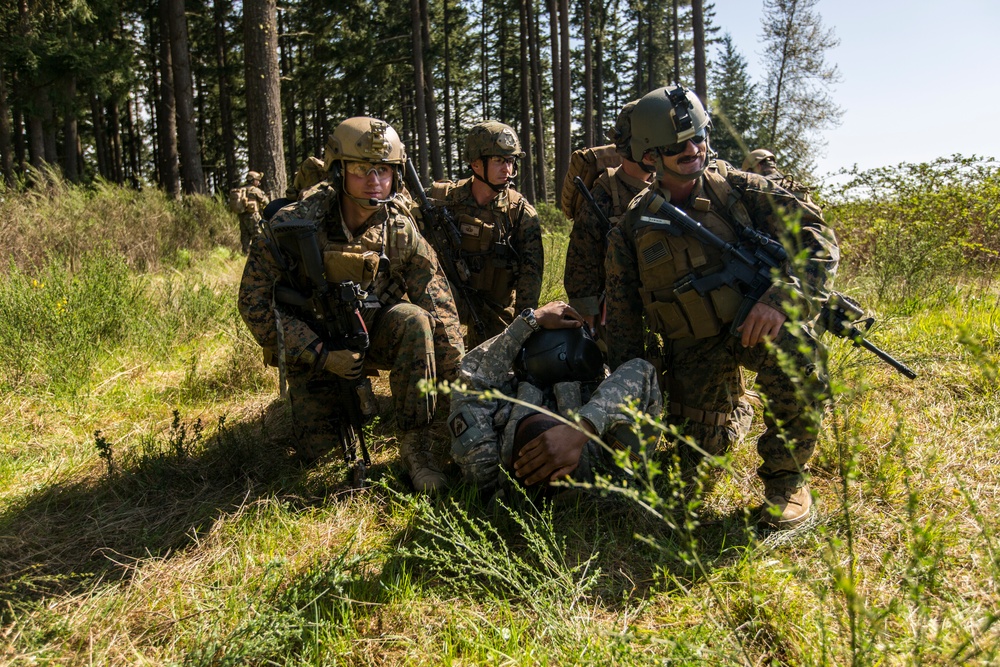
[712,0,1000,182]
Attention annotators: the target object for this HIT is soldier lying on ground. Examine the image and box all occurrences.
[449,301,662,499]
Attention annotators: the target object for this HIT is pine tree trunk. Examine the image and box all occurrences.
[243,0,286,198]
[518,0,535,202]
[0,67,14,186]
[583,0,594,147]
[62,79,78,182]
[214,0,238,190]
[166,0,206,194]
[442,0,454,180]
[547,0,561,198]
[109,100,124,184]
[91,95,109,179]
[278,9,296,181]
[528,0,547,201]
[557,0,571,198]
[692,0,707,104]
[410,0,428,182]
[419,0,443,180]
[157,0,180,196]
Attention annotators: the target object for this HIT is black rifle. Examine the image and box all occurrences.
[268,218,375,484]
[573,176,614,231]
[403,159,487,339]
[639,194,917,379]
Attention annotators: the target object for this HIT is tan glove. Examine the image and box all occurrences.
[322,348,364,379]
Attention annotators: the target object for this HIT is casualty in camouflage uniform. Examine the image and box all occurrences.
[605,85,840,529]
[449,301,662,497]
[238,117,464,493]
[424,121,544,349]
[742,149,814,204]
[563,99,651,328]
[230,171,270,254]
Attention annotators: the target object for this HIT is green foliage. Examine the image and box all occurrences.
[827,156,1000,302]
[0,249,142,395]
[710,33,762,167]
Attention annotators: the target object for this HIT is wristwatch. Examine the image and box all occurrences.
[520,308,540,332]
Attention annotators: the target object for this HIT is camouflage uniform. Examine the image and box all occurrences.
[449,315,662,495]
[605,163,839,490]
[429,177,543,347]
[239,184,270,254]
[238,183,464,459]
[563,166,650,317]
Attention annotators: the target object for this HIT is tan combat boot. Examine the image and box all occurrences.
[760,483,813,529]
[399,430,448,495]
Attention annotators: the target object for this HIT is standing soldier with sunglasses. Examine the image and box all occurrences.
[604,85,840,529]
[424,121,543,348]
[238,117,464,494]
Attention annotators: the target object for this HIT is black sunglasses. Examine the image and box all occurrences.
[662,129,708,157]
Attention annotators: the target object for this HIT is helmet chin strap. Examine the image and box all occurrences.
[473,158,511,193]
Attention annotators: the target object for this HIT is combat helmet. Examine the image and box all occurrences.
[464,121,526,164]
[515,327,605,387]
[245,171,263,184]
[607,100,641,161]
[742,149,777,173]
[630,85,711,182]
[324,117,406,206]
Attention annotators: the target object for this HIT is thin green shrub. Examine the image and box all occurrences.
[0,249,143,395]
[827,155,1000,301]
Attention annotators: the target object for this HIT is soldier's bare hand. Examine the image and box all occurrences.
[534,301,585,330]
[513,423,591,485]
[736,302,786,347]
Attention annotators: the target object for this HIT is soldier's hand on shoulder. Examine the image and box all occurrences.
[535,301,585,330]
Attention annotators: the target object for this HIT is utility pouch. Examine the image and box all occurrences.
[645,300,692,340]
[323,250,379,291]
[458,214,494,254]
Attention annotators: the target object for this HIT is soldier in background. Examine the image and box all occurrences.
[231,171,270,254]
[606,85,838,529]
[426,121,543,349]
[262,157,328,222]
[743,149,814,203]
[238,117,464,494]
[563,100,651,333]
[449,301,662,498]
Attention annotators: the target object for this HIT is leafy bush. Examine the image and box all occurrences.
[826,155,1000,300]
[0,249,143,394]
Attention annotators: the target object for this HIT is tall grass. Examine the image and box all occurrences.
[1,168,999,665]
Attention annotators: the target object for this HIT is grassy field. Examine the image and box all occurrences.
[1,161,999,665]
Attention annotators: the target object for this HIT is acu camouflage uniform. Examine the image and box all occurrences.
[239,184,270,254]
[428,178,543,347]
[238,183,464,459]
[563,165,650,317]
[449,315,662,496]
[605,162,839,491]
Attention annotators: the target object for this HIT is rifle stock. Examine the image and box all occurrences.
[643,196,917,379]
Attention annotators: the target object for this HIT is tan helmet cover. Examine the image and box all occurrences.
[464,121,526,164]
[245,171,263,183]
[742,149,776,171]
[324,117,406,172]
[607,100,641,161]
[629,85,710,163]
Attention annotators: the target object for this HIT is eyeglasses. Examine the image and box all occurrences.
[344,161,394,178]
[488,155,517,166]
[661,129,708,157]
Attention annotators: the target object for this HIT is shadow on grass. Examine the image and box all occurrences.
[0,397,405,618]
